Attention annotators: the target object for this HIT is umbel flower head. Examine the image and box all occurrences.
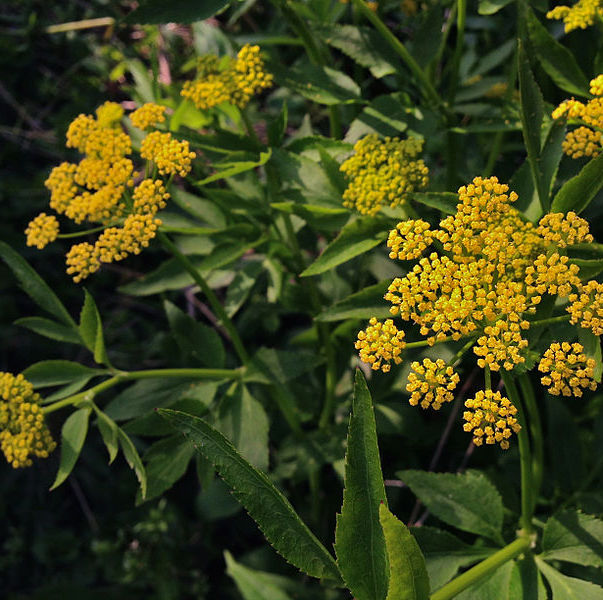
[546,0,603,33]
[340,134,429,216]
[0,372,56,468]
[28,101,195,282]
[538,342,597,397]
[406,359,460,410]
[552,75,603,159]
[181,44,273,111]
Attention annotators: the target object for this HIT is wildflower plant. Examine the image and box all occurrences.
[3,0,603,599]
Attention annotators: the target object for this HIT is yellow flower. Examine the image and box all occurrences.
[140,131,196,177]
[567,280,603,335]
[525,253,581,298]
[387,219,434,261]
[538,342,597,397]
[546,0,602,32]
[355,317,406,373]
[65,242,101,283]
[133,179,170,215]
[340,134,429,216]
[95,101,124,127]
[537,211,593,247]
[25,213,59,249]
[562,126,601,158]
[130,103,167,130]
[463,390,521,450]
[0,372,56,468]
[406,359,459,410]
[590,74,603,96]
[45,162,78,214]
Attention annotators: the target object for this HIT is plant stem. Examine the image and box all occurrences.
[430,536,532,600]
[240,108,261,145]
[42,367,240,414]
[501,372,534,533]
[529,314,571,327]
[518,374,543,506]
[352,0,447,113]
[46,17,114,34]
[447,0,467,104]
[158,232,250,365]
[484,364,491,391]
[58,225,108,238]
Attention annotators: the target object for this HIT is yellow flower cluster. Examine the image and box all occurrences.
[538,342,597,397]
[406,359,459,410]
[130,103,167,130]
[552,76,603,159]
[536,211,594,247]
[567,280,603,335]
[340,134,429,216]
[525,253,581,298]
[181,44,273,111]
[463,390,521,450]
[355,317,406,373]
[25,213,59,249]
[546,0,602,32]
[387,219,434,260]
[30,101,195,282]
[0,372,56,468]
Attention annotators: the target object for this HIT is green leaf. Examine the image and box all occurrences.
[478,0,514,15]
[543,510,603,568]
[397,470,504,545]
[411,527,496,591]
[551,152,603,214]
[317,280,392,322]
[514,555,548,600]
[217,384,270,471]
[412,192,458,215]
[118,428,147,498]
[124,0,229,24]
[335,370,388,600]
[50,407,91,491]
[170,187,227,228]
[246,347,325,385]
[14,317,82,344]
[317,24,399,78]
[379,504,430,600]
[137,434,195,502]
[195,149,272,186]
[571,258,603,280]
[267,101,288,147]
[526,7,590,97]
[301,218,390,277]
[270,201,349,231]
[345,93,410,142]
[224,551,293,600]
[157,409,343,582]
[270,61,361,105]
[225,260,263,318]
[0,241,76,328]
[79,290,110,366]
[517,40,547,212]
[455,561,516,600]
[94,407,119,464]
[536,557,603,599]
[22,360,102,388]
[578,329,602,382]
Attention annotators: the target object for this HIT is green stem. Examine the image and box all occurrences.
[158,232,250,365]
[484,364,491,391]
[501,372,534,534]
[447,0,467,104]
[452,337,478,366]
[518,374,543,507]
[43,367,240,414]
[352,0,447,112]
[430,536,532,600]
[58,225,109,238]
[529,314,571,327]
[240,108,261,145]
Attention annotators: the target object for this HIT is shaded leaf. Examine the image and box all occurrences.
[22,360,102,388]
[124,0,229,24]
[225,551,293,600]
[551,152,603,214]
[536,557,603,599]
[79,290,110,366]
[94,408,119,464]
[317,280,392,322]
[15,317,82,344]
[118,428,147,498]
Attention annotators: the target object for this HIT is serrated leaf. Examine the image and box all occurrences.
[267,101,288,147]
[0,241,76,328]
[317,280,392,322]
[118,428,147,498]
[551,152,603,214]
[225,260,263,318]
[15,317,82,344]
[195,149,272,186]
[79,290,110,366]
[157,409,342,582]
[94,407,119,464]
[379,504,430,600]
[225,551,293,600]
[50,407,91,491]
[526,7,590,97]
[124,0,229,24]
[22,360,102,388]
[543,510,603,568]
[397,470,504,545]
[301,218,389,277]
[518,40,546,212]
[345,94,410,142]
[411,527,496,591]
[335,370,388,600]
[536,557,603,599]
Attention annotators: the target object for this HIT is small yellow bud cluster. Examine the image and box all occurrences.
[406,359,459,410]
[552,75,603,159]
[0,372,56,468]
[132,179,170,215]
[355,317,406,373]
[340,134,429,216]
[567,280,603,335]
[463,390,521,450]
[538,342,597,397]
[525,253,581,298]
[546,0,602,32]
[537,211,593,247]
[181,44,273,111]
[130,103,167,130]
[387,219,434,260]
[140,131,195,177]
[473,319,530,371]
[25,213,60,249]
[66,242,101,283]
[95,214,161,264]
[95,100,125,127]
